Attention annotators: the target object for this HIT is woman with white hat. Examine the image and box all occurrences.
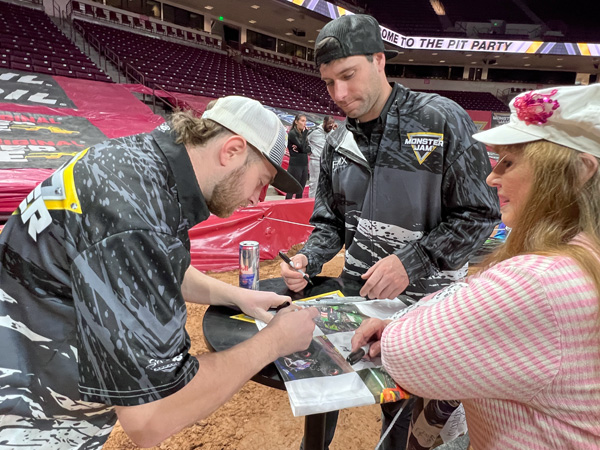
[351,84,600,449]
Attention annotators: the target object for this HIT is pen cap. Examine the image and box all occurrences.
[278,251,291,263]
[346,347,366,365]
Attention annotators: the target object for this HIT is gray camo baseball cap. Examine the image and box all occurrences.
[315,14,398,67]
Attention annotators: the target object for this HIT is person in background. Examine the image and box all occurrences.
[0,96,318,449]
[307,115,337,198]
[354,84,600,449]
[281,13,500,450]
[286,113,311,199]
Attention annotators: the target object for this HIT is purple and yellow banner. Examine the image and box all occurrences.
[380,26,600,56]
[281,0,600,57]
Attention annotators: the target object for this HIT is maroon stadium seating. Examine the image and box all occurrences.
[74,20,343,115]
[0,2,112,82]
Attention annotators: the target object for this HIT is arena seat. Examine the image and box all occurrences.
[0,2,112,82]
[74,20,343,115]
[418,89,509,112]
[95,7,107,20]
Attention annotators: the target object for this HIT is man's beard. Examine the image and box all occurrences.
[206,165,248,218]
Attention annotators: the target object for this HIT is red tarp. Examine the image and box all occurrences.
[0,196,314,272]
[0,168,54,215]
[1,70,163,215]
[466,110,492,132]
[0,198,315,272]
[1,75,163,138]
[189,198,315,272]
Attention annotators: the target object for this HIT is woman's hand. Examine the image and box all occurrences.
[350,318,392,358]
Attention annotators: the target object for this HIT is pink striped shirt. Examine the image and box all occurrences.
[381,252,600,449]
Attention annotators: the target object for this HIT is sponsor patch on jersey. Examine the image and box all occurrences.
[146,354,184,372]
[332,155,348,173]
[404,132,444,164]
[15,148,88,241]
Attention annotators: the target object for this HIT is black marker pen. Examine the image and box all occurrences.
[346,344,370,365]
[273,300,290,312]
[278,251,313,286]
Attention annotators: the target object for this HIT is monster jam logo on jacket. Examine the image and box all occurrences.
[404,132,444,164]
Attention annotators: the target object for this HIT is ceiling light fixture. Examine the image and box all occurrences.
[251,5,260,9]
[249,20,256,24]
[204,5,213,10]
[286,18,295,22]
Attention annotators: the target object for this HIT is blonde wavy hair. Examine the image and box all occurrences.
[170,109,230,147]
[169,109,262,164]
[479,140,600,293]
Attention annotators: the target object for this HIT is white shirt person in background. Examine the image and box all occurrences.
[307,116,337,198]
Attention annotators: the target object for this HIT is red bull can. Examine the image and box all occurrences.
[239,241,259,290]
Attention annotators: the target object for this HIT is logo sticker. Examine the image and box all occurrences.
[146,354,184,372]
[404,132,444,164]
[332,155,348,173]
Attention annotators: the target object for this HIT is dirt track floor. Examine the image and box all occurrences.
[104,247,383,450]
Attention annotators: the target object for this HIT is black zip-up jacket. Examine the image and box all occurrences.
[287,127,311,166]
[300,83,501,300]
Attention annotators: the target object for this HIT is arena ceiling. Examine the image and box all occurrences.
[172,0,599,74]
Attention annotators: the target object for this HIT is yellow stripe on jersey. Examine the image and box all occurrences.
[44,148,89,213]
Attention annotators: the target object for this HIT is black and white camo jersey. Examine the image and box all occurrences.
[300,83,501,300]
[0,123,208,449]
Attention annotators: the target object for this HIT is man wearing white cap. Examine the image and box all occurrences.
[0,96,318,449]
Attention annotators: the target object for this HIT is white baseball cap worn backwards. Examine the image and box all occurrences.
[202,96,302,194]
[473,84,600,158]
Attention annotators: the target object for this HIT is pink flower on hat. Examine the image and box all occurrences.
[513,89,560,126]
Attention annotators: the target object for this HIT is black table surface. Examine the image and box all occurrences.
[202,276,363,389]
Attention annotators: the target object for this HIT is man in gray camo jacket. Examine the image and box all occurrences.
[281,14,500,450]
[0,96,318,449]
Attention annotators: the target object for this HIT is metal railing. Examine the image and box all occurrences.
[72,20,89,54]
[152,84,178,113]
[50,0,62,27]
[125,63,146,93]
[86,33,103,66]
[65,0,74,38]
[103,46,122,81]
[62,1,192,113]
[69,16,145,95]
